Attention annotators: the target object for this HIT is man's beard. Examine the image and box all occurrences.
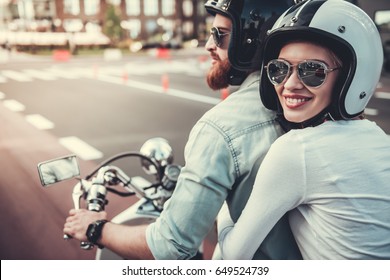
[206,59,231,90]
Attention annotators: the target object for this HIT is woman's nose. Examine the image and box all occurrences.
[283,68,304,90]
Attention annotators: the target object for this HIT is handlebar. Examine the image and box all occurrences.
[37,137,180,250]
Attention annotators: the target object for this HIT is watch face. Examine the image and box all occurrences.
[87,223,97,241]
[86,220,107,244]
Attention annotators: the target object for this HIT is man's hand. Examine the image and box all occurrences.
[63,209,107,241]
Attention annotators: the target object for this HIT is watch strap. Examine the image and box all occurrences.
[86,219,108,248]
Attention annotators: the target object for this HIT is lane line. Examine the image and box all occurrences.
[96,74,220,105]
[59,136,103,160]
[1,70,33,82]
[364,108,378,116]
[26,114,55,130]
[375,91,390,100]
[2,99,26,112]
[46,68,80,79]
[0,75,6,83]
[22,69,57,81]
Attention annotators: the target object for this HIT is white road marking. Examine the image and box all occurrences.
[375,91,390,100]
[364,108,378,116]
[26,114,55,130]
[59,136,103,160]
[1,70,33,82]
[0,74,6,83]
[96,74,221,105]
[0,91,5,99]
[46,67,80,79]
[22,69,57,80]
[2,99,26,111]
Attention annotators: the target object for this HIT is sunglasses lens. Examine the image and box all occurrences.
[212,29,221,47]
[298,61,326,87]
[267,60,290,85]
[211,27,230,47]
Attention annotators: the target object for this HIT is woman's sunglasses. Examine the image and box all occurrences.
[265,59,340,88]
[210,27,231,48]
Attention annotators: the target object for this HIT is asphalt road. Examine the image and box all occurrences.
[0,49,219,260]
[1,49,389,260]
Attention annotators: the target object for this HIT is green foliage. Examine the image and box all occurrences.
[103,4,124,46]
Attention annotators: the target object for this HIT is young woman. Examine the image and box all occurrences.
[217,0,390,259]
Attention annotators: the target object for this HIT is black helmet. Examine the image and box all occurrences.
[259,0,383,124]
[205,0,297,72]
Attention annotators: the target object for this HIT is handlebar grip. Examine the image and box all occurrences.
[80,241,94,250]
[64,233,94,249]
[63,233,72,240]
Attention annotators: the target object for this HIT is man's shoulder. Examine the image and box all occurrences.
[201,85,277,126]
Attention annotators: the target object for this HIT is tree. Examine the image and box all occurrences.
[103,4,123,46]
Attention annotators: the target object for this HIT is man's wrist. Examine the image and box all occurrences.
[86,219,108,248]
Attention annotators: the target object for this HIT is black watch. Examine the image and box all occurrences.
[86,219,108,248]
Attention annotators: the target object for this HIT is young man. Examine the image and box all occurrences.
[64,0,302,260]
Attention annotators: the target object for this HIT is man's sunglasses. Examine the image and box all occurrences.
[210,27,231,48]
[265,59,341,88]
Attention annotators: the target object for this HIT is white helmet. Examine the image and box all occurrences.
[259,0,383,122]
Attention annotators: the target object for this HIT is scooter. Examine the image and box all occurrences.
[37,137,203,259]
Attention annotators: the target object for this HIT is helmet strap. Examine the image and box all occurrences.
[276,107,334,132]
[228,67,248,86]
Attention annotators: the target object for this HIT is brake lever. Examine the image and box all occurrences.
[64,181,85,240]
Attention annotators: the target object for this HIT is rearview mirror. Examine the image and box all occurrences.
[37,155,80,186]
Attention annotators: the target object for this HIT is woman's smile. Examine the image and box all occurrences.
[283,94,313,109]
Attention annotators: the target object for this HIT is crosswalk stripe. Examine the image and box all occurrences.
[1,70,33,82]
[46,68,80,79]
[22,69,57,80]
[59,136,103,161]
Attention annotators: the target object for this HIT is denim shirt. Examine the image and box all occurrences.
[146,71,302,259]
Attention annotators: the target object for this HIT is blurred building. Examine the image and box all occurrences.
[0,0,210,48]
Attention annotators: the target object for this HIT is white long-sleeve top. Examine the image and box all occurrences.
[218,119,390,259]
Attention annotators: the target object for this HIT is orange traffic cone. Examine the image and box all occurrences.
[162,74,169,92]
[122,69,128,84]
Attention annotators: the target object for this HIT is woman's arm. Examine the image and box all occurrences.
[218,135,306,259]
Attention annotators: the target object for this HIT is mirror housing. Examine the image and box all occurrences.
[37,155,80,187]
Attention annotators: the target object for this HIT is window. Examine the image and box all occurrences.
[145,19,158,34]
[121,19,141,39]
[63,18,83,32]
[144,0,158,16]
[63,0,80,16]
[84,0,100,16]
[182,0,193,17]
[126,0,140,16]
[85,21,102,33]
[182,20,194,37]
[197,1,206,16]
[20,0,35,20]
[162,0,175,16]
[108,0,121,5]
